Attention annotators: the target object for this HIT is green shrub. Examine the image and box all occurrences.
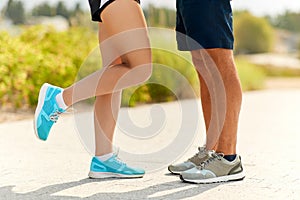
[271,11,300,33]
[0,26,268,110]
[234,11,275,54]
[260,65,300,77]
[0,26,97,109]
[299,41,300,59]
[122,49,199,107]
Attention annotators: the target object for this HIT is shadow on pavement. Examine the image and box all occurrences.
[0,177,223,200]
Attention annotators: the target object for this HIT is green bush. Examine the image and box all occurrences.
[0,26,268,110]
[122,49,199,107]
[260,65,300,77]
[271,11,300,33]
[0,26,97,109]
[123,51,268,107]
[234,11,275,54]
[299,41,300,59]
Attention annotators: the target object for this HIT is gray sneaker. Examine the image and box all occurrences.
[168,146,209,175]
[180,150,245,184]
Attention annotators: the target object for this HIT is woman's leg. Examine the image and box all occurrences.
[86,0,151,178]
[94,91,121,156]
[62,0,152,107]
[85,0,152,178]
[94,24,122,156]
[34,0,151,149]
[90,0,151,156]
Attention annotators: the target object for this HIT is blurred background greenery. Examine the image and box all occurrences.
[0,1,300,110]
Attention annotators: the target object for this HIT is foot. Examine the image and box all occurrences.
[88,154,145,179]
[168,146,209,175]
[180,150,245,184]
[34,83,66,141]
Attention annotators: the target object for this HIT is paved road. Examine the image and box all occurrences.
[0,89,299,200]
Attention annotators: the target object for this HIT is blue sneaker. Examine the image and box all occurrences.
[34,83,66,141]
[88,155,145,178]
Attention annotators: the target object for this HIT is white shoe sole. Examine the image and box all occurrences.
[181,171,245,184]
[33,83,50,141]
[88,171,144,179]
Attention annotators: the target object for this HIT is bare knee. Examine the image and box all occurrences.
[192,48,242,100]
[123,49,152,82]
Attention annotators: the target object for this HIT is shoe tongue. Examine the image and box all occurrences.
[207,151,224,159]
[207,150,216,157]
[112,154,118,159]
[198,146,206,152]
[218,153,224,157]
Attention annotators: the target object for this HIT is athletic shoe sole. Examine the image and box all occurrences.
[180,171,245,184]
[88,171,144,179]
[33,83,50,141]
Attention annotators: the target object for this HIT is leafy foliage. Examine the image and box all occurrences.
[4,0,25,24]
[0,25,266,109]
[122,49,199,107]
[0,26,97,109]
[31,1,75,21]
[271,11,300,33]
[299,42,300,58]
[234,11,275,54]
[32,2,54,17]
[144,4,176,28]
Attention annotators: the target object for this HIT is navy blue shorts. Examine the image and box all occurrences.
[88,0,140,22]
[176,0,234,51]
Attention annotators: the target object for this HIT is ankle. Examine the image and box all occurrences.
[61,89,72,107]
[223,154,237,162]
[96,152,114,161]
[55,91,68,110]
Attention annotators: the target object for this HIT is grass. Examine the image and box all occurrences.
[260,65,300,77]
[235,57,266,91]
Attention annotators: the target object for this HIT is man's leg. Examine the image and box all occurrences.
[173,0,245,182]
[192,48,242,155]
[179,48,245,183]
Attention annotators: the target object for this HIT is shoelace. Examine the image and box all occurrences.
[187,146,206,162]
[49,108,75,123]
[113,155,127,166]
[111,148,127,166]
[197,151,224,169]
[49,110,62,123]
